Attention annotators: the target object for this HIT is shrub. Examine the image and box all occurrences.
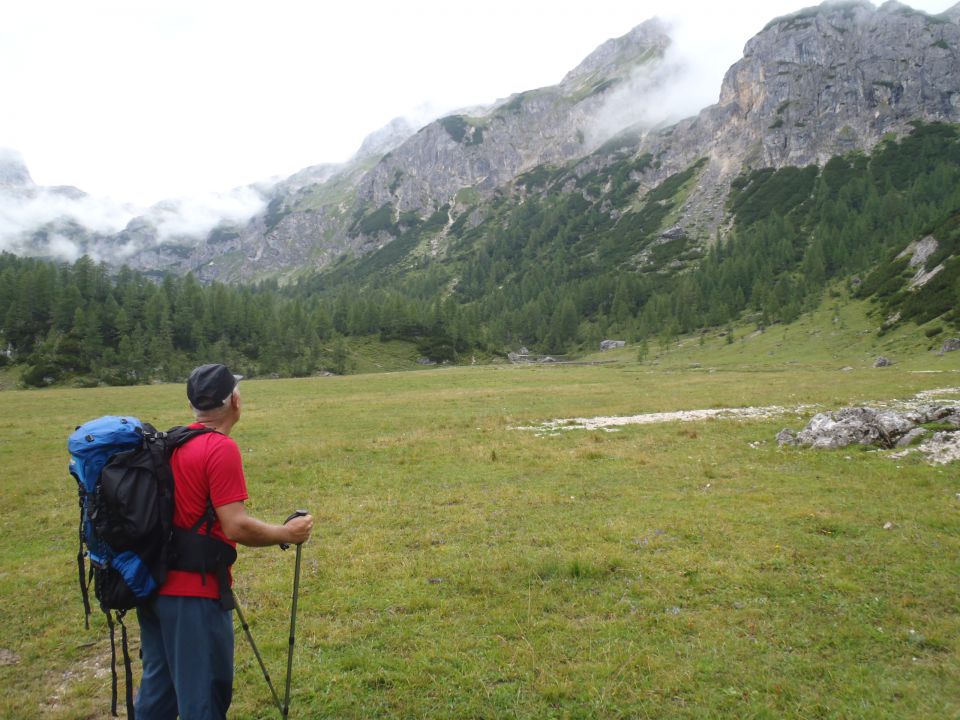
[21,364,59,387]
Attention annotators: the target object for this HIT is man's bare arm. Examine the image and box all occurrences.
[216,502,314,547]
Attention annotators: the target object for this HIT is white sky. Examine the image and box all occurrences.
[0,0,954,207]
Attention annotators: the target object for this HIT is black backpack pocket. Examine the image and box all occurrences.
[93,564,138,611]
[93,448,161,551]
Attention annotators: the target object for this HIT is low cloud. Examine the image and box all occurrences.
[0,188,134,259]
[0,178,268,263]
[47,234,85,263]
[585,15,753,146]
[144,186,267,241]
[0,189,135,238]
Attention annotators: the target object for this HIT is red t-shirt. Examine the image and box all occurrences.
[160,424,249,599]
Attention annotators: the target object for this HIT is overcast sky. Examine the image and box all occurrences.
[0,0,954,207]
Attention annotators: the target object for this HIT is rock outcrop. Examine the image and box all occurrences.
[940,338,960,354]
[630,0,960,241]
[228,0,960,280]
[778,403,960,452]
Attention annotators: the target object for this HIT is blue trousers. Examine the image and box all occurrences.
[135,595,234,720]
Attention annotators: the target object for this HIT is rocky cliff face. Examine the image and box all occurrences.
[359,20,671,214]
[713,0,960,165]
[172,0,960,282]
[3,2,959,281]
[100,18,674,282]
[630,0,960,242]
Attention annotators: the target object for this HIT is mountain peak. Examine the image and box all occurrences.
[0,149,34,189]
[561,17,670,88]
[878,0,915,13]
[354,117,418,160]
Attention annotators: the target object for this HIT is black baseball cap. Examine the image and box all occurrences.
[187,363,243,410]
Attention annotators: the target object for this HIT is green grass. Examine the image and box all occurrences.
[2,310,959,718]
[591,289,958,374]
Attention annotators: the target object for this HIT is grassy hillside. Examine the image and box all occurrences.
[1,313,958,719]
[585,285,959,373]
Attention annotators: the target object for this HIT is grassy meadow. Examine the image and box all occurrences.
[1,301,959,719]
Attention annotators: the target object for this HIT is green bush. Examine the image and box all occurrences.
[21,364,59,387]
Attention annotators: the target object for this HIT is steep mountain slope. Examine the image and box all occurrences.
[2,1,959,293]
[857,204,960,332]
[156,18,676,282]
[626,0,960,242]
[187,0,960,283]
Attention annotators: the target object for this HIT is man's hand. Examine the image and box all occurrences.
[284,514,313,546]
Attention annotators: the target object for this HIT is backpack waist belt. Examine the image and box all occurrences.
[168,517,238,611]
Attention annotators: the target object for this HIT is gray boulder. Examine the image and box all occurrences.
[895,428,929,449]
[600,339,627,351]
[796,407,916,449]
[776,428,798,446]
[873,356,892,368]
[939,338,960,355]
[912,404,960,424]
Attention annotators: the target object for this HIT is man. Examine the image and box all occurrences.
[136,363,313,719]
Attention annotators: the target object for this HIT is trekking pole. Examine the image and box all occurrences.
[280,510,308,718]
[233,595,284,716]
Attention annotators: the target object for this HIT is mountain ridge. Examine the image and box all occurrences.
[1,1,959,286]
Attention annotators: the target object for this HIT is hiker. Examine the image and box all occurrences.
[135,363,314,720]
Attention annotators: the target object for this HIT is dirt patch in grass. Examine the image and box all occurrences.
[517,404,817,434]
[44,639,131,719]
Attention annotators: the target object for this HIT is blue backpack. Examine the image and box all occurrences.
[69,415,221,718]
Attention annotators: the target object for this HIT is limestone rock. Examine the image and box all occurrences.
[796,407,915,449]
[939,338,960,354]
[895,427,929,448]
[776,428,798,446]
[916,431,960,465]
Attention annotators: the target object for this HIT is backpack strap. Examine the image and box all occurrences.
[105,610,118,717]
[198,502,237,612]
[105,609,136,720]
[166,428,238,611]
[171,502,238,611]
[76,487,92,629]
[117,611,135,720]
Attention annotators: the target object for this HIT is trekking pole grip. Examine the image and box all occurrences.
[280,509,309,551]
